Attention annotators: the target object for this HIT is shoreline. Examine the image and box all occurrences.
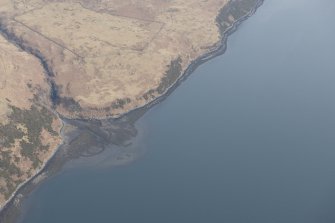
[85,0,265,122]
[0,0,264,221]
[0,115,66,216]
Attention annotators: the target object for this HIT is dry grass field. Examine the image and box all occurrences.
[15,3,164,57]
[1,0,230,118]
[0,35,62,208]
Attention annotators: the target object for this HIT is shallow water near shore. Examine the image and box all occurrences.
[18,0,335,222]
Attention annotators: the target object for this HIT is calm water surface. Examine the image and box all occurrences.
[19,0,335,222]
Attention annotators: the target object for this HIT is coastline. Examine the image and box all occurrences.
[0,0,264,221]
[0,115,66,218]
[105,0,265,122]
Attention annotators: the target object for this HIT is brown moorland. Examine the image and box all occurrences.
[0,34,62,208]
[1,0,231,118]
